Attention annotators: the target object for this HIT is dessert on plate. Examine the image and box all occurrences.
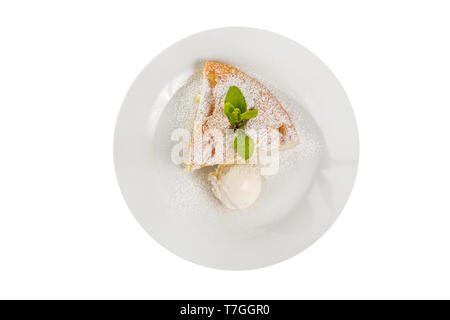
[184,61,299,209]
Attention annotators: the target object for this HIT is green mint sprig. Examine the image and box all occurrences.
[223,86,258,127]
[223,86,258,160]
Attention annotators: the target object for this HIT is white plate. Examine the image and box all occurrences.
[114,27,359,270]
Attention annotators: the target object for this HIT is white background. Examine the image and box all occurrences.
[1,0,449,299]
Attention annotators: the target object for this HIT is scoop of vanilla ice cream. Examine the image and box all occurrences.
[208,165,262,210]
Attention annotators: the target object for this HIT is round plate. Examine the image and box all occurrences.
[114,27,359,270]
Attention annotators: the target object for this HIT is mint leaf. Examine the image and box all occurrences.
[224,102,235,116]
[234,130,254,160]
[225,86,247,113]
[226,113,235,125]
[223,86,257,128]
[224,102,236,124]
[230,109,241,125]
[241,109,258,120]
